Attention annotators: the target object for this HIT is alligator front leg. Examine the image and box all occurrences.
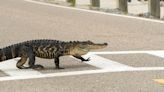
[73,55,90,62]
[54,56,64,69]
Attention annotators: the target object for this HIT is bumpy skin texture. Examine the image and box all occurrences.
[0,39,107,69]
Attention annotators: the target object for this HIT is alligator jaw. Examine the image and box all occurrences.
[89,43,108,50]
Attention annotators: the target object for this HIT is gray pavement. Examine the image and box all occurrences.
[0,0,164,92]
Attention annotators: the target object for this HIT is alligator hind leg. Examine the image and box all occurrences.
[16,57,28,69]
[18,45,44,70]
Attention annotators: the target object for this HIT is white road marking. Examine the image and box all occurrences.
[89,50,164,58]
[89,50,164,55]
[0,50,164,81]
[0,69,108,81]
[0,58,42,76]
[83,54,134,70]
[24,0,164,24]
[1,67,164,81]
[147,51,164,58]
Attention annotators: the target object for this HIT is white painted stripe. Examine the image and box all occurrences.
[89,50,164,55]
[83,54,134,70]
[88,51,164,58]
[147,51,164,58]
[0,58,42,76]
[0,69,106,81]
[133,67,164,71]
[1,66,164,81]
[24,0,164,24]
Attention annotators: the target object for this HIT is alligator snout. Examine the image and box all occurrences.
[103,43,108,45]
[101,42,108,48]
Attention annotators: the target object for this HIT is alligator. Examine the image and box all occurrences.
[0,39,108,69]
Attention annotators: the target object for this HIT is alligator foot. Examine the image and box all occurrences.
[55,66,65,69]
[31,64,44,70]
[17,66,30,69]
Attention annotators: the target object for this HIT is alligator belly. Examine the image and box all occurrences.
[35,52,55,59]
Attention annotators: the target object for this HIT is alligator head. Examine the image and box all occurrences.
[69,41,108,55]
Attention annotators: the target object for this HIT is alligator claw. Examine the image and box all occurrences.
[82,57,90,62]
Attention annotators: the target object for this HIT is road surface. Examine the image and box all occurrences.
[0,0,164,92]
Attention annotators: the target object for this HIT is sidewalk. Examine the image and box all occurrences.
[35,0,164,19]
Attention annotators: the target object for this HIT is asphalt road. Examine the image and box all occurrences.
[0,0,164,92]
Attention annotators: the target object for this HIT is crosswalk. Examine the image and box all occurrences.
[0,50,164,83]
